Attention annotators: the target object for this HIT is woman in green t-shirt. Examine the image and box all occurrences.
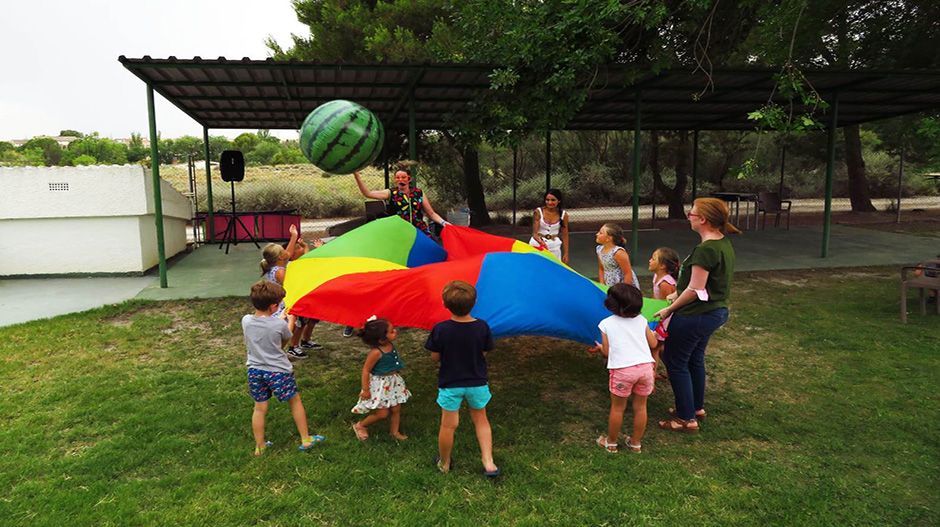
[653,198,739,433]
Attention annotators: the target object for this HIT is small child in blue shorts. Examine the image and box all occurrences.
[424,280,500,477]
[243,280,324,455]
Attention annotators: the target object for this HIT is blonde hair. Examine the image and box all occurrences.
[601,223,626,248]
[442,280,477,316]
[694,198,741,235]
[260,243,285,275]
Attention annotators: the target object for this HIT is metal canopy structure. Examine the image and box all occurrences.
[120,56,940,131]
[119,56,940,288]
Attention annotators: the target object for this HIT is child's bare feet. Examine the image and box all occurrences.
[391,432,408,440]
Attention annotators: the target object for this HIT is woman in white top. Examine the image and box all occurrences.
[529,189,569,263]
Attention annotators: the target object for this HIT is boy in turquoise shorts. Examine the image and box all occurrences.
[425,281,500,477]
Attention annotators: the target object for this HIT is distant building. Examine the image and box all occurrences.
[8,136,80,148]
[114,137,151,148]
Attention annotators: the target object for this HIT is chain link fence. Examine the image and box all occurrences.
[160,130,940,243]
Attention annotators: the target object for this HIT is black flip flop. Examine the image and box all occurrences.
[483,466,501,477]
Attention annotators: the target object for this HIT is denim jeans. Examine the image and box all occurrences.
[663,308,729,421]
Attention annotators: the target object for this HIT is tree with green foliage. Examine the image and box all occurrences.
[272,0,763,224]
[59,130,83,138]
[66,133,128,165]
[208,135,234,161]
[127,133,149,163]
[740,0,940,212]
[72,154,96,166]
[20,137,62,166]
[232,132,260,154]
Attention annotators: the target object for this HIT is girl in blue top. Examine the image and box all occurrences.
[351,317,412,441]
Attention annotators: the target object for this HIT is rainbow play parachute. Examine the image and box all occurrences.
[283,217,666,345]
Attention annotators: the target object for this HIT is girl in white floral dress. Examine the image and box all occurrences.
[351,317,412,441]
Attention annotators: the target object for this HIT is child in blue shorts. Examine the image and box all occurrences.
[243,280,325,455]
[424,280,500,477]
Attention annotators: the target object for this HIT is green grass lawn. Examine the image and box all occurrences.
[1,267,938,526]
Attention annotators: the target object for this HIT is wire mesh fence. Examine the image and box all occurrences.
[159,130,940,243]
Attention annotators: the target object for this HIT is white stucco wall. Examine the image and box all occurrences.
[0,165,191,276]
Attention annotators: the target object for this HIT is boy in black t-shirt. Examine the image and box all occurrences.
[425,281,500,477]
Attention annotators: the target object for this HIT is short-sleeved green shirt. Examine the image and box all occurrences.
[675,237,735,316]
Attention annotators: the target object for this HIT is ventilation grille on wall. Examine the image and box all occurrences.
[48,182,69,191]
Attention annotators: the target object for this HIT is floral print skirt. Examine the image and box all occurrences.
[351,373,411,413]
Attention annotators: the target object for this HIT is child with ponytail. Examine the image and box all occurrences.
[595,223,640,289]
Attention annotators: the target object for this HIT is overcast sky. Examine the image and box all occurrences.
[0,1,309,142]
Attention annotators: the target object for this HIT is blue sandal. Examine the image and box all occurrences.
[299,435,325,450]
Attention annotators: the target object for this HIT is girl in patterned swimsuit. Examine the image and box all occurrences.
[595,223,640,289]
[353,167,446,237]
[351,317,412,441]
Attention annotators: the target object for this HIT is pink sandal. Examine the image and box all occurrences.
[352,423,369,441]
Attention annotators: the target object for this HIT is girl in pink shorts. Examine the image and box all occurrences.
[588,283,658,453]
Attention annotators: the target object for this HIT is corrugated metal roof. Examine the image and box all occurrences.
[119,57,940,131]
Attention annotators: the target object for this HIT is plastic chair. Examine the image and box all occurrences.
[901,260,940,323]
[757,192,792,230]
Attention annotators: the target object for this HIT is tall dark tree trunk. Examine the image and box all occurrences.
[669,131,690,219]
[843,124,877,212]
[649,132,688,220]
[460,146,492,227]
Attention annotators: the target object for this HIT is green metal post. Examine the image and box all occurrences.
[822,94,839,258]
[147,85,168,288]
[408,87,417,185]
[545,131,552,193]
[632,91,642,259]
[691,130,699,201]
[203,126,215,242]
[383,136,390,189]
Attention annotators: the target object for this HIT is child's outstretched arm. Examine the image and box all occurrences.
[359,348,382,400]
[285,224,299,260]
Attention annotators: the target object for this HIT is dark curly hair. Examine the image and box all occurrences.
[603,283,643,318]
[360,318,391,347]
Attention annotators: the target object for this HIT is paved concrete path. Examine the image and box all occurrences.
[3,224,933,328]
[0,276,155,327]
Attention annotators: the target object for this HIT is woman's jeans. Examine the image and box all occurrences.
[664,308,729,421]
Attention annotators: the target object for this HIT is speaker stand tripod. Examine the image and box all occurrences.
[218,180,259,254]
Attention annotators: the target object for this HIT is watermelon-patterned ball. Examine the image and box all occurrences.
[299,100,385,174]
